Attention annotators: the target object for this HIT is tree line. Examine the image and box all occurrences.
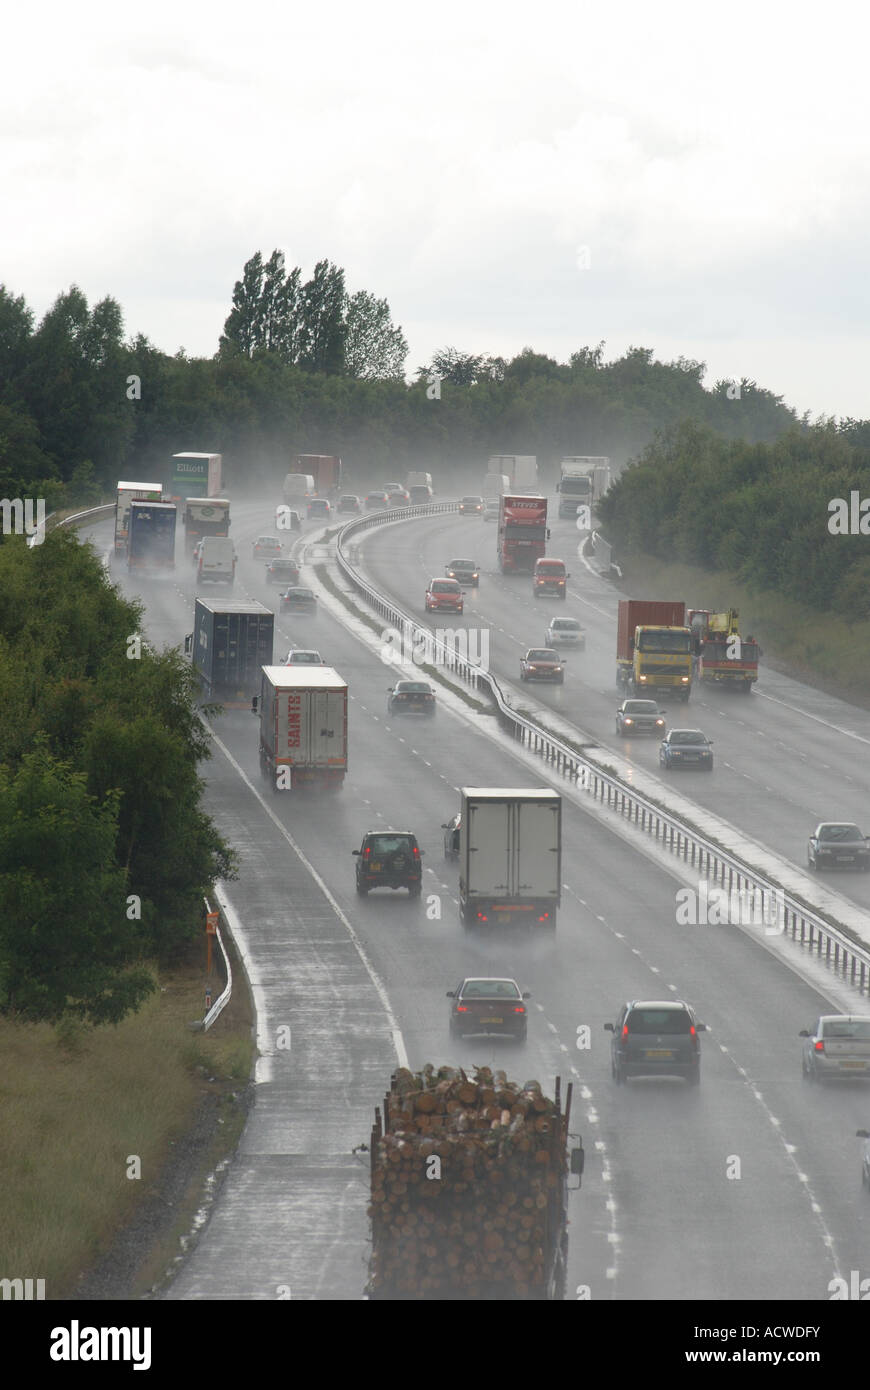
[598,418,870,615]
[0,530,236,1025]
[0,260,809,509]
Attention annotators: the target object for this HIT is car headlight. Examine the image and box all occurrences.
[624,718,633,725]
[655,719,665,726]
[681,676,689,683]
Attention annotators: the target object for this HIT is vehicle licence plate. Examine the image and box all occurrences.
[369,862,381,871]
[481,1017,503,1024]
[643,1049,674,1059]
[840,1060,866,1069]
[837,856,854,862]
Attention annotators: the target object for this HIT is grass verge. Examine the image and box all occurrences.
[0,933,254,1299]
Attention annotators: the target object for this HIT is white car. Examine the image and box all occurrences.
[283,650,325,665]
[545,617,585,649]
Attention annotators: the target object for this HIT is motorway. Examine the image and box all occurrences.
[81,498,870,1300]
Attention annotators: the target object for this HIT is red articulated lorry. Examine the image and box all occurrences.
[497,494,548,573]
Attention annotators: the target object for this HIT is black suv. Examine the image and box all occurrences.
[353,831,424,897]
[605,1000,706,1085]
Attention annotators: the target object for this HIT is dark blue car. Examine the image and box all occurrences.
[659,728,713,770]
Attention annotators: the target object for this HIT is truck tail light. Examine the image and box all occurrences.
[814,1040,825,1053]
[537,912,550,921]
[476,911,488,921]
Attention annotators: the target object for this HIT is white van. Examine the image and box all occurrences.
[196,536,236,586]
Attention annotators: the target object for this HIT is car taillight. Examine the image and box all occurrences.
[814,1040,825,1053]
[412,847,420,857]
[514,1006,525,1014]
[456,1005,468,1012]
[364,847,371,857]
[622,1025,629,1039]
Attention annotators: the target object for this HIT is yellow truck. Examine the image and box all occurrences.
[616,599,693,702]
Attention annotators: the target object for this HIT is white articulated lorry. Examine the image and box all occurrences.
[457,787,561,929]
[255,666,348,791]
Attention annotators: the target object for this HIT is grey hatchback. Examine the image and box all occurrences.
[605,1000,706,1084]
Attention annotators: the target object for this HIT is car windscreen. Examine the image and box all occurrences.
[625,701,658,713]
[671,732,705,745]
[461,981,520,999]
[527,651,555,661]
[819,825,863,841]
[553,620,580,631]
[627,1009,693,1034]
[431,582,458,592]
[397,683,431,693]
[367,836,414,854]
[821,1020,870,1038]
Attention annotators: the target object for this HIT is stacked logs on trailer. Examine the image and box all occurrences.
[366,1065,572,1300]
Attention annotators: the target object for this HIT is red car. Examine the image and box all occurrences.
[425,578,464,613]
[520,648,565,683]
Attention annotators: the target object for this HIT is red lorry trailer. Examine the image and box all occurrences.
[497,494,548,573]
[295,454,342,495]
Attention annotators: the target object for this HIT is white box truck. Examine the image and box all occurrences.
[458,787,561,928]
[255,666,348,791]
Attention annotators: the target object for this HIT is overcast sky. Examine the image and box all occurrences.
[5,0,869,418]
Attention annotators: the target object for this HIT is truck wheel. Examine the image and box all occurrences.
[408,883,422,898]
[356,882,369,896]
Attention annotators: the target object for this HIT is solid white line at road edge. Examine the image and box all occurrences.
[205,721,409,1073]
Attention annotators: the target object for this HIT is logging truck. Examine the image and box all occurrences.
[366,1066,584,1301]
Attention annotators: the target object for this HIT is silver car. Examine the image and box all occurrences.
[800,1016,870,1082]
[545,617,585,649]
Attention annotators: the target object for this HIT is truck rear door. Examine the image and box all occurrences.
[468,802,510,896]
[308,689,346,764]
[515,801,560,899]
